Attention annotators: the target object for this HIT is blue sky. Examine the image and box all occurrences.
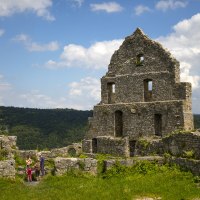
[0,0,200,113]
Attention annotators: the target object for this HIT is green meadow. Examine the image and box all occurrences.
[0,162,200,200]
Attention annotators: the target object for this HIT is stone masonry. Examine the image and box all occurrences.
[83,28,194,157]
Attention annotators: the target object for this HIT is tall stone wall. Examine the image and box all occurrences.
[86,28,193,141]
[87,101,192,139]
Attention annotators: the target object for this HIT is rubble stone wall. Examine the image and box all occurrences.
[95,136,130,157]
[86,28,193,140]
[54,157,97,175]
[0,160,15,178]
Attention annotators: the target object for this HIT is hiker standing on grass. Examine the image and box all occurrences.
[26,156,32,167]
[39,154,45,176]
[26,165,32,182]
[34,160,40,180]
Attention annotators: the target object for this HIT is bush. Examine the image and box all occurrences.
[0,149,9,160]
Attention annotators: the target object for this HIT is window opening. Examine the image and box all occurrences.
[92,138,97,153]
[129,140,136,157]
[107,82,115,103]
[112,84,115,93]
[136,54,144,66]
[148,80,152,91]
[155,114,162,136]
[144,79,153,101]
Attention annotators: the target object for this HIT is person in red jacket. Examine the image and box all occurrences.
[26,166,32,182]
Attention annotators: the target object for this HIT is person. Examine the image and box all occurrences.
[26,156,32,167]
[39,154,45,176]
[26,165,32,182]
[34,160,40,180]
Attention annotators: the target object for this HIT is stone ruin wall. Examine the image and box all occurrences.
[85,28,194,142]
[87,101,192,140]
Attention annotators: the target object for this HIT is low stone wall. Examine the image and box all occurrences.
[17,143,82,160]
[0,135,17,150]
[135,130,200,160]
[104,156,163,171]
[162,131,200,159]
[93,136,130,157]
[54,157,97,175]
[169,157,200,176]
[0,160,15,178]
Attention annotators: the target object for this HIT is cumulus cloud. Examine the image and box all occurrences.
[156,13,200,113]
[134,5,151,16]
[157,13,200,90]
[68,77,101,109]
[90,2,123,13]
[0,29,5,37]
[13,34,59,52]
[0,0,55,21]
[45,39,122,69]
[155,0,187,11]
[0,73,99,110]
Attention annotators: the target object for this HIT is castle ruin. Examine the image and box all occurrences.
[82,28,194,157]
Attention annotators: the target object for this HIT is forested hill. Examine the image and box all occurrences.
[0,106,92,150]
[0,106,199,150]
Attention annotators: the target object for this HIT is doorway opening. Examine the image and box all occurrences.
[92,138,97,153]
[115,110,123,137]
[154,114,162,136]
[129,140,136,157]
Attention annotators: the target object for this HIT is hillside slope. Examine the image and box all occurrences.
[0,106,92,150]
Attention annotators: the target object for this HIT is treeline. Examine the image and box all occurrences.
[194,114,200,129]
[0,106,199,150]
[0,106,92,150]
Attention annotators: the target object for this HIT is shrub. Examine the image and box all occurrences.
[0,149,9,160]
[183,150,195,159]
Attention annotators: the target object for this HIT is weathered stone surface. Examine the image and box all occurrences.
[0,135,17,150]
[0,159,15,178]
[95,136,130,157]
[54,157,97,175]
[82,140,92,153]
[104,159,134,171]
[83,28,194,156]
[169,157,200,176]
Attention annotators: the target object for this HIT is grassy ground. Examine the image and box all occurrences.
[0,162,200,200]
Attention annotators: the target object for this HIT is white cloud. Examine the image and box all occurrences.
[157,13,200,90]
[67,77,101,109]
[156,0,187,11]
[13,34,59,52]
[45,39,122,69]
[0,29,5,37]
[134,5,151,16]
[0,0,55,21]
[157,13,200,113]
[90,2,123,13]
[19,90,59,108]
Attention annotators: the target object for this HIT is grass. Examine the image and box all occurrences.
[0,162,200,200]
